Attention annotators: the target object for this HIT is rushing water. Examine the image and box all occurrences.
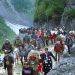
[5,21,28,34]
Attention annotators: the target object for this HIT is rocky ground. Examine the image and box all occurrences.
[47,45,75,75]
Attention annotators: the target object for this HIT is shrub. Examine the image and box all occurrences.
[66,8,75,20]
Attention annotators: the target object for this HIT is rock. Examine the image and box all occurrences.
[47,47,75,75]
[60,0,75,31]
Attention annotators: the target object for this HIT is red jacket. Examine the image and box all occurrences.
[50,34,56,39]
[38,64,43,72]
[38,31,42,38]
[54,43,62,53]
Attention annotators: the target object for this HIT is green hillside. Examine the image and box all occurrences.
[0,17,16,48]
[34,0,67,25]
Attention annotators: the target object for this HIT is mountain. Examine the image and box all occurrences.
[0,0,35,26]
[0,0,36,47]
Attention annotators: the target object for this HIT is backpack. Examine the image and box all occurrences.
[66,37,73,46]
[14,39,22,47]
[31,39,36,47]
[54,43,62,53]
[23,34,30,42]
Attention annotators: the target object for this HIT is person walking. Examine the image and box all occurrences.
[65,35,73,54]
[41,48,56,75]
[54,41,64,62]
[18,45,26,66]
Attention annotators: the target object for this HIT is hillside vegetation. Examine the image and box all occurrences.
[66,8,75,20]
[0,17,16,48]
[34,0,67,25]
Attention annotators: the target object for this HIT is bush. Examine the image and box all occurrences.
[66,8,75,20]
[0,17,16,48]
[34,0,66,24]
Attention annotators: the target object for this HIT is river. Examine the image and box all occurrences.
[5,21,29,34]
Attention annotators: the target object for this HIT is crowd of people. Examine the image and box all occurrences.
[1,27,75,75]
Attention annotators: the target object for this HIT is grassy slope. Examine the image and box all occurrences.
[0,17,16,48]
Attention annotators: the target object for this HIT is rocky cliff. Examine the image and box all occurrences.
[47,46,75,75]
[60,0,75,31]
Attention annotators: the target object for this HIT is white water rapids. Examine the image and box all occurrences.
[5,21,28,34]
